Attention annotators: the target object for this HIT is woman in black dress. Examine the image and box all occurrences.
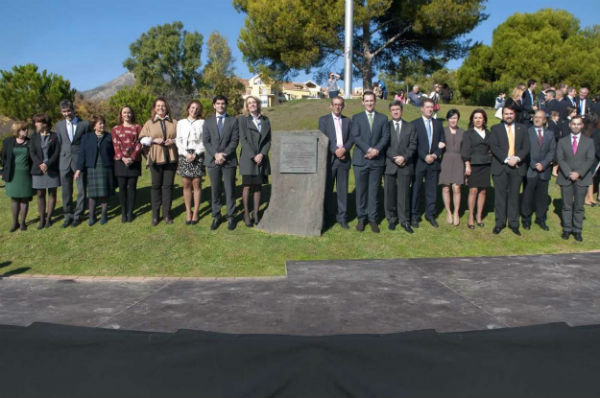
[75,115,114,226]
[30,113,60,228]
[461,109,492,229]
[2,122,32,232]
[238,96,271,226]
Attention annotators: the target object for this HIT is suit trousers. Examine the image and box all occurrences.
[149,163,176,219]
[353,165,383,222]
[492,169,522,229]
[61,169,86,221]
[411,167,439,220]
[384,173,412,224]
[325,161,349,223]
[521,175,549,223]
[560,183,587,233]
[208,166,236,219]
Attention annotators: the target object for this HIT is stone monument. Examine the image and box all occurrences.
[258,130,329,237]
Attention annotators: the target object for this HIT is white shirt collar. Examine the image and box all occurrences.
[331,112,342,119]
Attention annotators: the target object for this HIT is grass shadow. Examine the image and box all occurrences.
[1,267,31,278]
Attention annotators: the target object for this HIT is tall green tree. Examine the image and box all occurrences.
[0,64,75,122]
[233,0,487,89]
[457,9,600,105]
[201,32,245,113]
[108,86,156,126]
[123,22,203,95]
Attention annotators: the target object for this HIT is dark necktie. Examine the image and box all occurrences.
[537,128,543,146]
[217,116,224,136]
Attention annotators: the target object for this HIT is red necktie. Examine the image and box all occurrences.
[572,135,578,155]
[537,128,543,146]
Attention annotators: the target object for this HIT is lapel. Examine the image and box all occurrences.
[72,119,86,142]
[328,114,336,141]
[246,116,260,151]
[342,116,350,142]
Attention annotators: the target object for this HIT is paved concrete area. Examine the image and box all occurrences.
[2,252,600,335]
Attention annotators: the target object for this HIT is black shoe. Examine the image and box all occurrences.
[535,220,549,231]
[561,231,570,240]
[20,223,27,231]
[191,219,199,225]
[493,226,503,234]
[164,217,173,225]
[411,220,420,228]
[402,222,414,234]
[9,224,18,233]
[573,233,583,242]
[356,219,365,232]
[37,220,45,230]
[388,221,397,231]
[476,222,485,228]
[339,221,349,229]
[151,218,159,226]
[522,222,531,230]
[211,217,221,231]
[121,214,127,223]
[71,218,81,227]
[426,217,439,228]
[468,223,475,229]
[99,216,108,225]
[369,221,380,233]
[510,226,521,236]
[227,219,236,230]
[45,219,52,228]
[61,219,71,228]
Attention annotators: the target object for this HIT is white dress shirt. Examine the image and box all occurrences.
[332,112,344,147]
[176,118,205,155]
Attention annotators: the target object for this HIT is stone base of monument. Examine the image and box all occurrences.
[257,130,329,237]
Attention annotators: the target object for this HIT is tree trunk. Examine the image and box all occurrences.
[360,21,374,90]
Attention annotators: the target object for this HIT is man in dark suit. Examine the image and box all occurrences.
[351,90,390,233]
[410,98,445,228]
[384,100,417,233]
[542,89,561,117]
[577,86,592,118]
[560,86,578,120]
[489,104,530,235]
[521,110,556,231]
[556,115,596,241]
[56,99,90,227]
[319,96,353,229]
[522,79,537,115]
[203,95,239,230]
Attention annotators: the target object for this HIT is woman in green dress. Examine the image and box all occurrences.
[2,122,33,232]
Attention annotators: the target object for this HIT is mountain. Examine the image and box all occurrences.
[79,72,136,101]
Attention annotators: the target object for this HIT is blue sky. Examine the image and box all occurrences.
[1,0,598,91]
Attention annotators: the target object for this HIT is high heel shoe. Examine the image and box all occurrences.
[243,213,253,227]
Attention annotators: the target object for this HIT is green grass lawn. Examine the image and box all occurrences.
[1,99,598,277]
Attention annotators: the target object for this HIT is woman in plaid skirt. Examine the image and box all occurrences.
[75,115,115,225]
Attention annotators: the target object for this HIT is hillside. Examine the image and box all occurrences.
[79,72,135,101]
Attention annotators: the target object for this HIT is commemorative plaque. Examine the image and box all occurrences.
[258,131,328,237]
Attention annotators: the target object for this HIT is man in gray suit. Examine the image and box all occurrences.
[203,95,239,231]
[351,90,390,233]
[521,110,556,231]
[56,99,90,227]
[556,115,596,241]
[319,96,353,229]
[384,100,417,233]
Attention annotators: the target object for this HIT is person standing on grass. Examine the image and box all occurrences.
[410,98,446,228]
[111,106,142,223]
[176,100,205,225]
[56,99,90,228]
[203,95,239,231]
[461,109,492,229]
[75,115,114,226]
[139,97,178,226]
[239,96,271,227]
[30,113,60,229]
[489,104,530,236]
[556,115,596,242]
[2,122,33,232]
[351,90,390,233]
[384,100,416,233]
[439,109,464,226]
[320,95,353,229]
[521,110,556,231]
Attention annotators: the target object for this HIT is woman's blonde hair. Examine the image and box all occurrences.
[11,121,29,137]
[510,86,525,102]
[243,95,261,115]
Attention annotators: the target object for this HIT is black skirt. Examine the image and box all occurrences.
[466,164,491,188]
[242,174,268,185]
[114,160,141,177]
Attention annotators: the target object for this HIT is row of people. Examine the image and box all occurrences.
[321,91,598,241]
[1,95,271,231]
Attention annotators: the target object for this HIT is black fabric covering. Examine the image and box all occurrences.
[2,322,600,397]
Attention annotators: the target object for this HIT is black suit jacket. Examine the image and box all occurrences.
[522,89,536,113]
[461,129,491,165]
[385,119,417,176]
[29,132,60,175]
[351,111,389,168]
[412,117,445,172]
[76,132,115,170]
[577,97,593,117]
[202,115,239,168]
[319,113,353,169]
[489,123,530,176]
[526,126,556,181]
